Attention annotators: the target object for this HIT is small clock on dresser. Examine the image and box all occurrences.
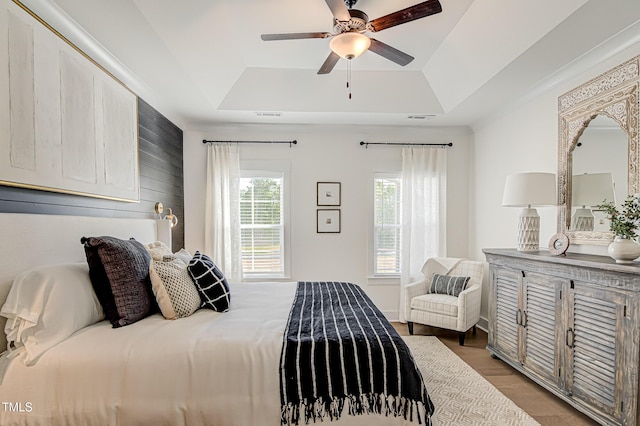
[548,232,569,256]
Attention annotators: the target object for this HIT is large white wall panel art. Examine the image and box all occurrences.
[0,0,139,202]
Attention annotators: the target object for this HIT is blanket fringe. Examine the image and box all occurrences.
[281,393,429,426]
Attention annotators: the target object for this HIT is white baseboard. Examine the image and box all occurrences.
[476,316,488,333]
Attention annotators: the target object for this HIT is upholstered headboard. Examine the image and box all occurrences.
[0,213,168,353]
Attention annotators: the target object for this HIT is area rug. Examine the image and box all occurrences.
[404,336,540,426]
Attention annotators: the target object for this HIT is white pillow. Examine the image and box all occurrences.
[1,263,104,365]
[174,248,193,265]
[146,241,173,261]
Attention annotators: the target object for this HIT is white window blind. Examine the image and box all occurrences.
[374,175,402,275]
[240,173,284,277]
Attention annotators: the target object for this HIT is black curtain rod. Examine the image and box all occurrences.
[202,139,297,147]
[360,141,453,148]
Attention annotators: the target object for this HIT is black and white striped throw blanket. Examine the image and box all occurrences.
[280,281,434,425]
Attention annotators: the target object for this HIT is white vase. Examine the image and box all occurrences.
[608,237,640,264]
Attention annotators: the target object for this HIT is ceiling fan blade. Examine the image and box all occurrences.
[261,32,331,41]
[325,0,351,21]
[368,39,414,66]
[317,51,341,74]
[369,0,442,32]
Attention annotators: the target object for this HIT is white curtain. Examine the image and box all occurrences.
[399,147,447,322]
[205,144,243,282]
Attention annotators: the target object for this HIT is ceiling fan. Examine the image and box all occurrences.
[261,0,442,74]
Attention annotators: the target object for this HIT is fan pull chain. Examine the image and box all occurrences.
[347,60,352,99]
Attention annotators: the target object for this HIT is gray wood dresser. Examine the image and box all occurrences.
[483,248,640,426]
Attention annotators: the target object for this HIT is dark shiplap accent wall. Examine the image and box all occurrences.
[0,98,185,251]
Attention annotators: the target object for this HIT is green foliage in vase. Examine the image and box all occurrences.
[596,195,640,240]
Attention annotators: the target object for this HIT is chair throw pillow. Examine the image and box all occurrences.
[150,255,201,319]
[429,273,471,297]
[81,236,155,327]
[187,251,231,312]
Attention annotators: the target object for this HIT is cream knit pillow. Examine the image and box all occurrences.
[149,256,201,319]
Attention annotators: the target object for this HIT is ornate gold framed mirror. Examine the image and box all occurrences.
[557,55,640,245]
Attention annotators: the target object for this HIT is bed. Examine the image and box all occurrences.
[0,213,434,426]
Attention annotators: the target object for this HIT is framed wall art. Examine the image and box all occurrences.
[0,0,139,202]
[317,182,341,206]
[317,209,340,233]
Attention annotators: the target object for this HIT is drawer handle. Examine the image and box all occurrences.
[521,311,528,328]
[566,328,575,348]
[516,309,522,326]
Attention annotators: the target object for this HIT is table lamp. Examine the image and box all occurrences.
[571,173,615,231]
[502,172,556,251]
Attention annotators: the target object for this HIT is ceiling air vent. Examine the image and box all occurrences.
[407,115,436,120]
[255,112,282,117]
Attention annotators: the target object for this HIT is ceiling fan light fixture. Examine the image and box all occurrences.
[329,32,371,60]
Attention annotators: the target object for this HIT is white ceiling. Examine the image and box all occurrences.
[25,0,640,129]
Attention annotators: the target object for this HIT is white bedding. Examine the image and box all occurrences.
[0,283,427,426]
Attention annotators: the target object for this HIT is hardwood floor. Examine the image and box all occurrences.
[393,322,598,426]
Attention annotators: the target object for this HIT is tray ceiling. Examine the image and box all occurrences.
[21,0,640,128]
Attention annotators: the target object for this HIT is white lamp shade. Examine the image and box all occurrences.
[156,219,172,249]
[502,172,556,207]
[329,32,371,60]
[572,172,615,207]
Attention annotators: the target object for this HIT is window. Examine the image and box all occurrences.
[373,174,402,275]
[239,167,289,279]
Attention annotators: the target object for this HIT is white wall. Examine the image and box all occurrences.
[184,124,472,318]
[470,43,640,319]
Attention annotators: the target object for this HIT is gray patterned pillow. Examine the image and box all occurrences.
[150,256,201,319]
[429,273,470,297]
[81,236,155,328]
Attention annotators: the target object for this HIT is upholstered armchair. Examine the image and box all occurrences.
[404,257,485,345]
